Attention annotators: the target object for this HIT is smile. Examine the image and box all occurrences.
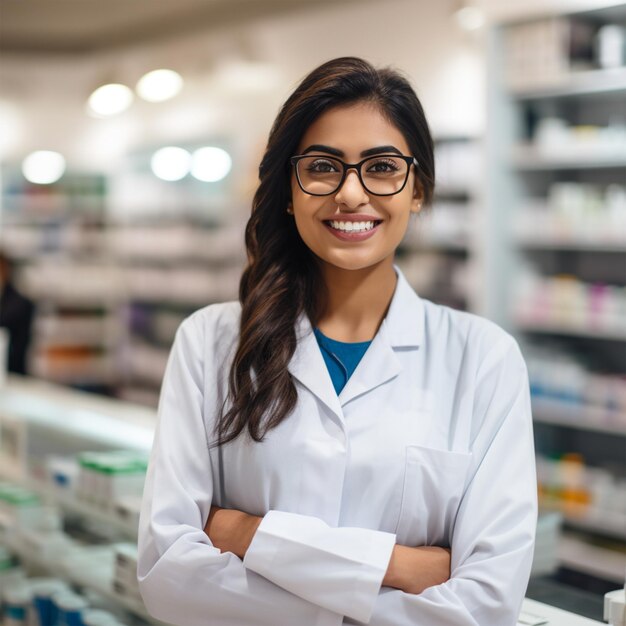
[327,220,380,232]
[322,219,383,242]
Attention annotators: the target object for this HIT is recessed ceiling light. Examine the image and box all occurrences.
[151,147,191,181]
[191,147,232,182]
[136,69,183,103]
[88,83,134,117]
[22,150,66,184]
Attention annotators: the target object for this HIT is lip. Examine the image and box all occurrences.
[323,219,382,242]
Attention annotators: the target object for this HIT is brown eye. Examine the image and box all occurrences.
[306,159,340,173]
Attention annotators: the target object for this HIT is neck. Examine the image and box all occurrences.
[316,258,397,342]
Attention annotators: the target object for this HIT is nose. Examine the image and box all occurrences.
[334,168,369,208]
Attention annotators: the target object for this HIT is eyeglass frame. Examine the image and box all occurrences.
[289,154,419,197]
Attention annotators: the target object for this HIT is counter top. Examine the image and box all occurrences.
[520,598,605,625]
[0,374,156,451]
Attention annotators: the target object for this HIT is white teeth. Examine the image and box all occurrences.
[328,220,376,232]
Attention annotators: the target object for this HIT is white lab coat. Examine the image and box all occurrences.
[137,265,537,626]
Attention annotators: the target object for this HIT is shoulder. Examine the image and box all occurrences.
[175,300,241,355]
[183,300,241,333]
[421,298,523,368]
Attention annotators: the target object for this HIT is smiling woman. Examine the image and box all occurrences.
[137,56,537,626]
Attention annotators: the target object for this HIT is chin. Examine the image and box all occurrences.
[319,252,388,273]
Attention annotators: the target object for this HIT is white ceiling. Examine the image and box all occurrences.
[0,0,364,54]
[2,0,623,55]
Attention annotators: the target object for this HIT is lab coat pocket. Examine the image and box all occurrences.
[395,445,472,547]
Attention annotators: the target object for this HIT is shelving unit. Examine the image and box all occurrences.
[0,139,249,407]
[396,135,483,312]
[0,375,155,623]
[532,397,626,436]
[0,169,127,395]
[486,4,626,585]
[103,143,247,407]
[515,320,626,341]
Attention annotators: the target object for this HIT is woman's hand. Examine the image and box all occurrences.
[383,544,451,595]
[204,505,263,559]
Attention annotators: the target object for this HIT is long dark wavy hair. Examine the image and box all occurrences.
[214,56,435,446]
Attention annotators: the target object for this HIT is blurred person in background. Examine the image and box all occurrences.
[0,250,35,375]
[138,57,537,626]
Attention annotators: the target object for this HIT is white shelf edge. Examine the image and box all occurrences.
[400,238,471,252]
[564,513,626,541]
[532,397,626,436]
[515,237,626,253]
[541,503,626,541]
[514,318,626,341]
[509,68,626,100]
[511,146,626,170]
[558,532,626,584]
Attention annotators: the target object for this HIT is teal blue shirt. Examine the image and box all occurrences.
[313,327,372,395]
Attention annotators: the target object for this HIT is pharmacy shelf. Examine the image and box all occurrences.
[515,237,626,253]
[488,6,626,588]
[1,192,106,215]
[434,185,473,197]
[515,319,626,342]
[2,533,165,626]
[532,397,626,436]
[401,237,470,252]
[32,477,139,540]
[510,67,626,100]
[541,502,626,542]
[564,512,626,542]
[511,145,626,170]
[557,532,626,584]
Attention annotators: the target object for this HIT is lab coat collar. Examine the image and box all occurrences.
[289,310,345,422]
[287,263,425,420]
[385,264,424,348]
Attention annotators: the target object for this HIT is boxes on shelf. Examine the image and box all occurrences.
[112,544,141,605]
[76,452,147,510]
[531,512,562,577]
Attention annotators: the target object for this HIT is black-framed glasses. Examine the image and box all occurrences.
[290,154,419,197]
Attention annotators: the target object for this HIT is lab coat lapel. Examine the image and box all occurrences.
[338,320,401,405]
[287,311,344,422]
[286,265,424,418]
[338,265,424,406]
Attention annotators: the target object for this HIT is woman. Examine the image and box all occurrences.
[137,57,537,626]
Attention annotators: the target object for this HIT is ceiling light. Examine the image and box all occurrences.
[22,150,66,184]
[151,147,191,181]
[191,147,232,182]
[136,69,183,103]
[88,83,134,117]
[455,6,485,31]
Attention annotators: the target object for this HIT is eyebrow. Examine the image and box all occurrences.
[300,144,403,158]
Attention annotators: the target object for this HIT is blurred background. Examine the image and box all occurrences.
[0,0,624,623]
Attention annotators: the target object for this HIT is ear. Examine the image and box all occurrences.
[410,182,424,214]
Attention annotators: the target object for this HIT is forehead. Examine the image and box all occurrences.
[296,102,410,156]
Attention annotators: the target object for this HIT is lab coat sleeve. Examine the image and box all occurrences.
[243,510,397,622]
[347,335,538,626]
[136,312,342,626]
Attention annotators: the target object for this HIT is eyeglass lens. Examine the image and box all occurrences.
[296,156,409,195]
